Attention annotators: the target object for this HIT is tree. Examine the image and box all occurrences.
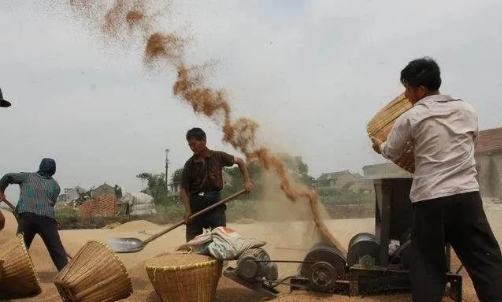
[136,172,168,204]
[221,154,315,198]
[171,168,183,186]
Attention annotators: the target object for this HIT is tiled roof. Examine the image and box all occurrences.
[316,170,351,181]
[476,127,502,154]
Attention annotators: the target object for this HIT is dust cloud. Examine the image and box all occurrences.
[68,0,345,254]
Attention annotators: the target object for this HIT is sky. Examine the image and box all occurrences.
[1,0,502,201]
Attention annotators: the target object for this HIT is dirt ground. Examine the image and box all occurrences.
[0,203,501,302]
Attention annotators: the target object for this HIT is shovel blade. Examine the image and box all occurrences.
[107,237,145,253]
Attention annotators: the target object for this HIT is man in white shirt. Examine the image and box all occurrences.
[372,57,502,302]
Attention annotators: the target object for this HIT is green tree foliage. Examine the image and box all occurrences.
[171,168,183,185]
[222,154,315,198]
[136,172,168,204]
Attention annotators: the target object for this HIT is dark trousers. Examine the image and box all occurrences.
[410,191,502,302]
[17,213,69,272]
[186,192,226,242]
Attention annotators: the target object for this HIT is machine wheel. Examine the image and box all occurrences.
[308,261,337,292]
[347,233,381,268]
[395,240,411,270]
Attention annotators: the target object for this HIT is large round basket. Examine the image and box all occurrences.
[367,92,415,173]
[53,240,133,302]
[0,234,41,298]
[145,253,223,302]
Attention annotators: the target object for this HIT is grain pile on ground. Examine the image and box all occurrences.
[54,240,133,302]
[0,204,501,302]
[112,221,161,233]
[145,253,222,302]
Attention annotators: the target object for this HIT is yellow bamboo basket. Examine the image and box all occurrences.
[145,253,223,302]
[0,234,41,298]
[53,240,133,302]
[367,92,415,173]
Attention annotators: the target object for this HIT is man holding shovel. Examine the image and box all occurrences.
[181,128,254,242]
[0,158,69,271]
[0,88,12,230]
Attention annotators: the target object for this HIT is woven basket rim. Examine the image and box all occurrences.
[145,258,218,272]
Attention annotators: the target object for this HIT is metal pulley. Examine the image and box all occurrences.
[300,243,346,292]
[347,233,381,268]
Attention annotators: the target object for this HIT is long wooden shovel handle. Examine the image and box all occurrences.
[0,198,73,260]
[1,198,16,212]
[143,189,248,245]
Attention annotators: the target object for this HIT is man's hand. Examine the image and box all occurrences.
[183,210,193,223]
[0,191,5,201]
[244,180,254,192]
[371,136,384,154]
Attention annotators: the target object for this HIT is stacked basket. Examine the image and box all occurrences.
[367,93,415,173]
[53,240,133,302]
[0,234,41,298]
[145,253,223,302]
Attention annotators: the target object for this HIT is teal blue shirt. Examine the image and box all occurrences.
[0,172,60,218]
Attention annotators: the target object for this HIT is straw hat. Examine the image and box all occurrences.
[53,240,133,302]
[0,234,41,298]
[145,253,223,302]
[367,93,415,173]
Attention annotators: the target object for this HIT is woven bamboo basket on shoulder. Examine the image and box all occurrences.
[53,240,133,302]
[367,92,415,173]
[145,253,223,302]
[0,234,41,298]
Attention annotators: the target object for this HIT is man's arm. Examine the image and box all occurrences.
[180,188,191,219]
[0,173,27,201]
[372,114,412,161]
[180,166,192,220]
[234,157,254,192]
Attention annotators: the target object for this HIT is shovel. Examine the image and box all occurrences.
[0,198,73,260]
[107,189,247,253]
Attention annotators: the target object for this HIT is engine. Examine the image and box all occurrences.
[235,248,278,282]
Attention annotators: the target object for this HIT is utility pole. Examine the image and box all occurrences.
[165,149,170,193]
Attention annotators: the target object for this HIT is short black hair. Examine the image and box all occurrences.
[186,128,206,141]
[400,57,442,91]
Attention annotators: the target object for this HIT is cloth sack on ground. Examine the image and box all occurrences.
[207,227,266,260]
[176,228,213,253]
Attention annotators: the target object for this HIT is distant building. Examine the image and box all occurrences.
[57,186,87,204]
[90,183,116,198]
[315,170,371,192]
[362,163,413,180]
[475,127,502,198]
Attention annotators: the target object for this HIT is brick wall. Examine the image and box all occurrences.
[78,194,117,217]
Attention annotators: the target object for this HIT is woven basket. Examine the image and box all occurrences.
[53,240,133,302]
[145,253,223,302]
[367,92,415,173]
[0,234,41,298]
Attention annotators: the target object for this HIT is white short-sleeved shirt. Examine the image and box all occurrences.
[381,94,479,202]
